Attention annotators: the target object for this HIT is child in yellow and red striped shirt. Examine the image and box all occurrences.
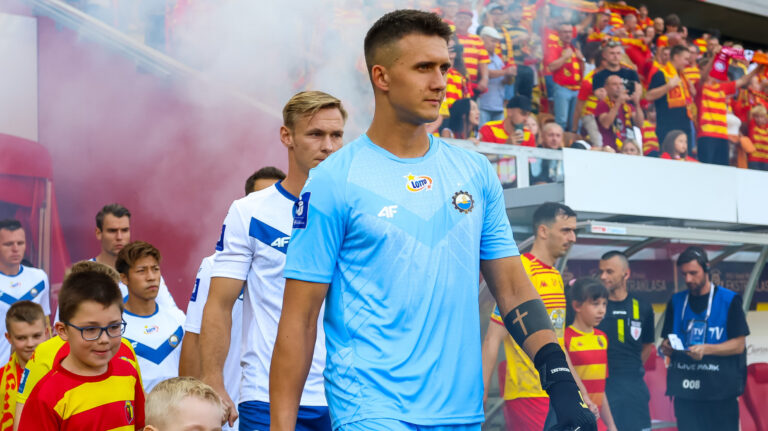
[18,271,144,430]
[565,278,617,431]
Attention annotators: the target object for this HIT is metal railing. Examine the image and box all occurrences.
[444,138,565,189]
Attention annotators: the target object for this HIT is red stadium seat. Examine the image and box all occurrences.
[740,396,757,431]
[643,349,676,427]
[744,363,768,431]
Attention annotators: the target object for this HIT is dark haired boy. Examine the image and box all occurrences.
[0,301,49,431]
[117,241,185,393]
[18,271,144,430]
[272,10,594,431]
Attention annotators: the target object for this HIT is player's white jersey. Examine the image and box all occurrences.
[0,266,50,360]
[185,254,243,408]
[123,303,185,392]
[212,182,326,406]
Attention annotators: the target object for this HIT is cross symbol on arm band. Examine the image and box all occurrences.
[513,309,529,336]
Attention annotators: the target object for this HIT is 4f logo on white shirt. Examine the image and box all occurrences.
[378,205,398,219]
[271,237,290,248]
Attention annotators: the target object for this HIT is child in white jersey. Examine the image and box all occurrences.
[116,241,185,392]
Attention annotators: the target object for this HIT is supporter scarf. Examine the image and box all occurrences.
[605,2,638,16]
[0,353,21,431]
[606,99,633,148]
[659,62,693,116]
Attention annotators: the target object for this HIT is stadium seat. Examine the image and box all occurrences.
[740,396,757,431]
[744,363,768,431]
[643,349,676,427]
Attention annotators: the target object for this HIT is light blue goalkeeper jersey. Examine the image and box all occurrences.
[284,134,519,428]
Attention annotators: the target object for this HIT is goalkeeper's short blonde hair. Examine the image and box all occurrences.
[145,377,225,428]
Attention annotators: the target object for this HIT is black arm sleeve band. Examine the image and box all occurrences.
[533,342,573,390]
[502,299,554,348]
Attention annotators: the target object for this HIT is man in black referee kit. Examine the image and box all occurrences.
[597,251,654,431]
[660,246,750,431]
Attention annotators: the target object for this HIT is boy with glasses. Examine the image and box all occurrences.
[117,241,185,392]
[18,270,144,429]
[13,260,141,429]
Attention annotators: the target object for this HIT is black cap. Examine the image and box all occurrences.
[506,95,531,112]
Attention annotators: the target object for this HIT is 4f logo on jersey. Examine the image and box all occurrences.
[271,236,290,248]
[378,205,398,219]
[405,174,433,192]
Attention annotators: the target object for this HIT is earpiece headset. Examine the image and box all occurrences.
[683,246,709,273]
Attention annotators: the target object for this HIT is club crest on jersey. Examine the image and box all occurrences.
[452,191,474,213]
[168,334,180,348]
[405,174,433,192]
[293,192,310,229]
[144,325,159,335]
[549,309,565,330]
[631,320,642,340]
[125,400,135,424]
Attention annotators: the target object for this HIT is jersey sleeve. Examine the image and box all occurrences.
[479,158,519,260]
[641,301,655,344]
[649,70,666,91]
[660,298,675,339]
[479,46,490,64]
[722,81,737,97]
[156,277,180,312]
[211,202,254,281]
[592,70,607,91]
[133,371,145,429]
[16,356,49,405]
[184,258,212,334]
[40,272,51,316]
[479,124,494,142]
[17,384,59,430]
[490,305,504,325]
[283,166,348,284]
[577,79,593,101]
[726,295,750,338]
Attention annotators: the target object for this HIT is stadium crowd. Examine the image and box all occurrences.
[0,1,762,431]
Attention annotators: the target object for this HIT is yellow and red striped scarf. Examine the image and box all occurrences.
[0,353,21,431]
[659,62,694,119]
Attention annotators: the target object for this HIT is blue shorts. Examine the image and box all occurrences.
[238,400,331,431]
[336,419,481,431]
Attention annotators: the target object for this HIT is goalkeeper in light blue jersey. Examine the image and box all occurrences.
[270,9,597,431]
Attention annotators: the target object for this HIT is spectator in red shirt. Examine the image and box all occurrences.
[455,9,490,93]
[595,75,644,151]
[696,51,762,165]
[545,23,584,132]
[479,95,535,146]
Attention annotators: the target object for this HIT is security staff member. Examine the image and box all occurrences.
[597,251,654,431]
[660,246,749,431]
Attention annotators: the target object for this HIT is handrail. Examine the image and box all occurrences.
[443,138,564,159]
[24,0,280,118]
